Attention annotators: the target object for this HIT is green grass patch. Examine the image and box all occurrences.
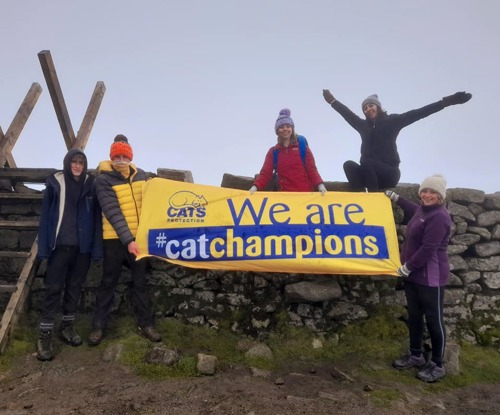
[0,336,35,372]
[0,313,38,372]
[2,306,500,392]
[111,316,244,379]
[85,308,500,386]
[459,343,500,383]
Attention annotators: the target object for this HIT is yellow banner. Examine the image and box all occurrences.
[136,178,401,276]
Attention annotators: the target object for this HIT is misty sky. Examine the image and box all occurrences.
[1,0,499,192]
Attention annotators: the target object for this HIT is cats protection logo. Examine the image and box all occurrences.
[167,191,208,223]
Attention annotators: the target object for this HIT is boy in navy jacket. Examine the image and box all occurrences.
[37,149,101,361]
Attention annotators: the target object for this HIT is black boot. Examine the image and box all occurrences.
[37,330,54,361]
[138,326,162,342]
[59,321,83,346]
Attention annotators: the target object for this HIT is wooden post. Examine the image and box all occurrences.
[38,50,76,150]
[38,50,106,151]
[0,237,39,355]
[74,81,106,150]
[0,83,43,168]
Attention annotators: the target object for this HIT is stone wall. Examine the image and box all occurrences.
[2,179,499,345]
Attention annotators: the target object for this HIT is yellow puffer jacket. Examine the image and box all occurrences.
[94,160,146,245]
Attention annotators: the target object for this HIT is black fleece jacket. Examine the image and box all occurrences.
[331,100,445,166]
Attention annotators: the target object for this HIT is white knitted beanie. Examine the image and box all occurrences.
[419,174,447,200]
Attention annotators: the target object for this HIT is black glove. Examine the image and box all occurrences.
[322,89,335,105]
[442,91,472,107]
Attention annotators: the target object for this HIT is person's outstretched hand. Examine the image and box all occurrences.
[249,185,257,195]
[442,91,472,107]
[397,263,411,278]
[385,190,399,202]
[322,89,335,105]
[318,183,327,196]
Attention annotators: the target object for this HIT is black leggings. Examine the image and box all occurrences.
[343,159,400,191]
[404,281,446,365]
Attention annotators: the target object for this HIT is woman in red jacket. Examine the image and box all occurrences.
[250,108,326,194]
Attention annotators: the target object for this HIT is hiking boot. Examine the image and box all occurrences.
[59,322,83,346]
[37,330,54,361]
[393,352,426,370]
[138,326,162,342]
[417,361,446,383]
[88,329,104,346]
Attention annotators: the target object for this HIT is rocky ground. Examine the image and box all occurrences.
[1,342,499,415]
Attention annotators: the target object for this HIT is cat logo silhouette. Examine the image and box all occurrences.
[169,191,208,209]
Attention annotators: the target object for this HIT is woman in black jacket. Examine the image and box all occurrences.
[322,89,472,191]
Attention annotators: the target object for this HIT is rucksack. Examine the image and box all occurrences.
[273,135,308,190]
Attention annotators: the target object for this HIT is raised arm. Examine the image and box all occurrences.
[322,89,366,132]
[394,91,472,130]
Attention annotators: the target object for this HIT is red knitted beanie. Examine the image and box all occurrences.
[109,134,133,160]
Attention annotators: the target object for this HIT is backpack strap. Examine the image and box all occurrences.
[273,146,279,190]
[297,135,308,166]
[273,146,279,173]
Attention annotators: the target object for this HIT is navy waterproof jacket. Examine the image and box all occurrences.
[37,172,102,260]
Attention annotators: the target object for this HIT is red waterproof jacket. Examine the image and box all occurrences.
[253,141,324,192]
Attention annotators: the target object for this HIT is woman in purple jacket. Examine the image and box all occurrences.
[385,174,452,382]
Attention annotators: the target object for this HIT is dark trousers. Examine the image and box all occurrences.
[92,239,153,330]
[404,281,446,365]
[41,246,91,326]
[343,159,400,191]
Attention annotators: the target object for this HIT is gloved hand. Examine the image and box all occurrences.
[318,183,327,196]
[442,91,472,107]
[397,263,411,278]
[385,190,399,202]
[249,185,257,195]
[322,89,335,105]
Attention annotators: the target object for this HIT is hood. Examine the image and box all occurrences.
[63,149,88,180]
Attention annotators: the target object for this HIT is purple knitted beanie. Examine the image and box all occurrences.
[275,108,294,133]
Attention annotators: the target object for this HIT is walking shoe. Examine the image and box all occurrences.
[37,330,54,361]
[59,322,83,346]
[417,361,446,383]
[88,329,104,346]
[393,352,426,370]
[138,326,162,342]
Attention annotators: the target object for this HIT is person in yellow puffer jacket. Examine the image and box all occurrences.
[88,134,161,346]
